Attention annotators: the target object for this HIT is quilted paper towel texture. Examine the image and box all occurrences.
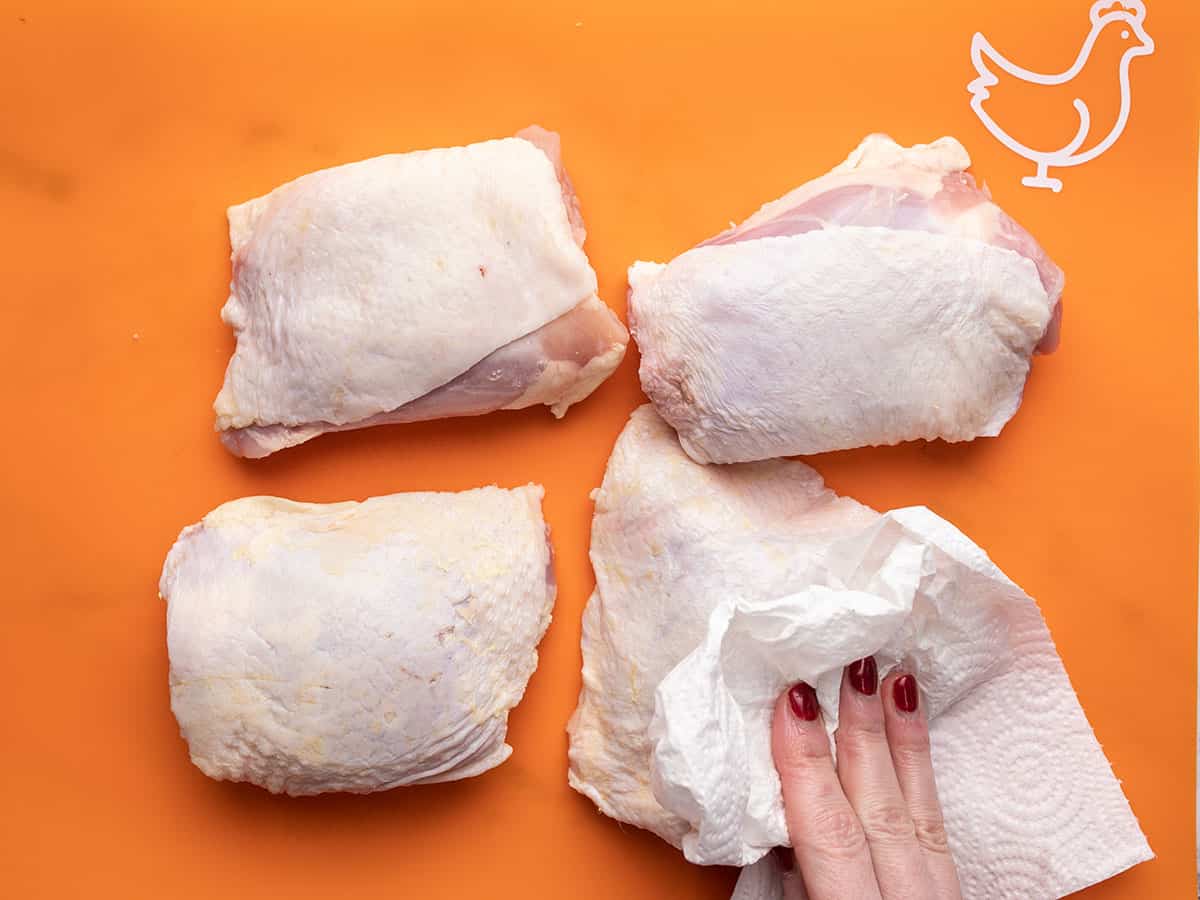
[567,405,1152,900]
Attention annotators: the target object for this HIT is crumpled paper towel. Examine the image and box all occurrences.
[649,510,1012,868]
[567,406,1152,900]
[654,507,1152,898]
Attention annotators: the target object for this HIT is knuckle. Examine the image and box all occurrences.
[776,729,833,771]
[802,806,869,860]
[912,812,951,854]
[890,729,932,766]
[859,803,916,844]
[836,720,887,760]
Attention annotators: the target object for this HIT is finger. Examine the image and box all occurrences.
[771,683,881,900]
[834,657,932,900]
[881,672,963,900]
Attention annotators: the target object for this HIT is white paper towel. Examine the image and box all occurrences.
[730,851,788,900]
[568,406,1153,900]
[649,512,1014,868]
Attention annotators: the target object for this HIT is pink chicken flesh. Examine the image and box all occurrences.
[699,139,1063,352]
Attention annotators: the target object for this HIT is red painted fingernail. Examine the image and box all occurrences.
[787,682,819,721]
[847,656,878,695]
[893,674,919,713]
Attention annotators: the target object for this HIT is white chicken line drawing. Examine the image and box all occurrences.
[968,0,1155,191]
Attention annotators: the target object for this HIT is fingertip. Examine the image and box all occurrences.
[837,656,885,743]
[787,681,820,721]
[881,671,923,718]
[891,672,920,714]
[881,671,931,751]
[772,682,828,770]
[845,656,879,696]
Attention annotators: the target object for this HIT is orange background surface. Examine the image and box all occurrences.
[2,1,1198,897]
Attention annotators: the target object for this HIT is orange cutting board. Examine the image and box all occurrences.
[1,1,1196,897]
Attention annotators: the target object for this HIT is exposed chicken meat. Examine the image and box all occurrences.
[517,125,588,247]
[699,136,1063,352]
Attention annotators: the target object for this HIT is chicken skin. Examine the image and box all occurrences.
[630,134,1063,464]
[215,127,627,458]
[160,486,554,795]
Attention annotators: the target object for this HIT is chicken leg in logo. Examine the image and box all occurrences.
[968,0,1154,191]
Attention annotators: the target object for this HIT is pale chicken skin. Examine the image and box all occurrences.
[160,486,554,795]
[630,134,1064,464]
[215,127,627,458]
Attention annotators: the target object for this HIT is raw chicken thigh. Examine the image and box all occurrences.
[630,134,1064,464]
[215,126,628,458]
[567,406,1149,900]
[160,485,554,795]
[222,296,627,458]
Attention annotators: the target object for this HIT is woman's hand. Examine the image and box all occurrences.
[770,660,963,900]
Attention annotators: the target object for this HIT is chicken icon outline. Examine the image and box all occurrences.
[968,0,1154,192]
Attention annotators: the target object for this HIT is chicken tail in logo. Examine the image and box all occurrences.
[968,1,1154,192]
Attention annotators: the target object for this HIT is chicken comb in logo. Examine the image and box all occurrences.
[968,0,1154,192]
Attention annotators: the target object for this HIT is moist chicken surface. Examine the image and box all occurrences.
[160,485,554,795]
[630,134,1063,464]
